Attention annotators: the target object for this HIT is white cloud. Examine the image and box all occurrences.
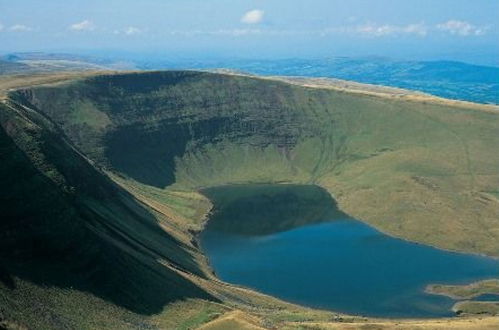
[321,21,489,38]
[436,20,486,36]
[403,23,428,36]
[9,24,33,32]
[169,29,263,37]
[69,20,95,31]
[167,23,428,38]
[113,26,143,36]
[167,28,306,38]
[355,24,394,36]
[351,22,428,37]
[160,20,488,39]
[124,26,141,35]
[241,9,264,24]
[215,29,264,36]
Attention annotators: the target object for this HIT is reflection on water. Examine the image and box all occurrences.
[200,184,499,318]
[201,184,346,236]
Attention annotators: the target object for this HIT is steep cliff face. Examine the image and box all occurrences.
[12,71,324,188]
[0,97,214,328]
[2,70,499,328]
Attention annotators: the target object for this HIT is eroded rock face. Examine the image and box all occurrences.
[12,71,337,188]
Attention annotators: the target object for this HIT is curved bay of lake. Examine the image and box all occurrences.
[200,184,499,317]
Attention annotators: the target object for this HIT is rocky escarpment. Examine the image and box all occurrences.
[12,71,328,188]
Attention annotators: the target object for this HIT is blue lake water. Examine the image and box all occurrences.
[199,184,499,318]
[472,294,499,301]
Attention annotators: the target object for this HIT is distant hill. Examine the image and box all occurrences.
[0,60,32,74]
[2,53,497,104]
[0,52,135,74]
[138,57,499,104]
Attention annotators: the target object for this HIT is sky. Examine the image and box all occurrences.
[1,0,498,65]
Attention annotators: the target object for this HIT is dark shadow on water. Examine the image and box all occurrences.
[201,184,347,236]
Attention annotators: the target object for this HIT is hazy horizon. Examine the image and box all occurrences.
[1,0,498,66]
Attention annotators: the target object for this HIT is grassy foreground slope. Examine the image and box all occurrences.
[0,87,219,328]
[12,70,499,256]
[1,70,499,329]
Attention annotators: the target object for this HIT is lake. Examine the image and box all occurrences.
[199,184,499,318]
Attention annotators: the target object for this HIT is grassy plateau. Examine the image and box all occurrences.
[1,70,499,329]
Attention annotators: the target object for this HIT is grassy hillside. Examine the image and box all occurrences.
[0,95,214,328]
[0,60,32,75]
[12,70,499,256]
[1,70,499,328]
[0,52,129,74]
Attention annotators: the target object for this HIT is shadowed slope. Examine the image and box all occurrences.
[0,98,214,327]
[13,71,309,188]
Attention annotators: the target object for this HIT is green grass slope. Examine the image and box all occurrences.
[0,97,214,328]
[11,70,499,256]
[1,70,499,328]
